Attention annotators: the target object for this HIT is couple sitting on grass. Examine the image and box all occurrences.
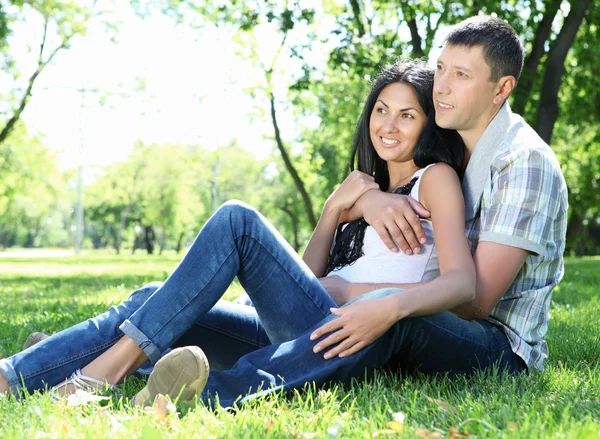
[0,16,567,408]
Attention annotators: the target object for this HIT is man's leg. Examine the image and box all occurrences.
[171,300,271,371]
[199,288,526,408]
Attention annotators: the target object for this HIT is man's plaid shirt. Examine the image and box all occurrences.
[462,102,568,371]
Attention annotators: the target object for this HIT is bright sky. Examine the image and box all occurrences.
[6,0,294,171]
[5,0,442,174]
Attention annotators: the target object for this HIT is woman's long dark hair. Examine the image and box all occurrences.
[324,59,465,276]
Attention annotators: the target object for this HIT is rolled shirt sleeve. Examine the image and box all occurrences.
[480,149,563,256]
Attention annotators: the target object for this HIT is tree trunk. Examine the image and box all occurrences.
[175,231,185,253]
[512,0,561,116]
[348,0,365,37]
[269,93,317,228]
[115,204,131,255]
[401,5,424,58]
[159,226,167,255]
[280,204,300,251]
[534,0,591,144]
[144,225,156,255]
[565,204,585,255]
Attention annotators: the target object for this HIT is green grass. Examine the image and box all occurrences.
[0,253,598,438]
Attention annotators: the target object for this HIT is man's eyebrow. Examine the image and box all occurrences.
[437,60,473,73]
[453,65,473,73]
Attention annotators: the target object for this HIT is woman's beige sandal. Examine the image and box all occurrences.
[51,369,115,402]
[131,346,209,407]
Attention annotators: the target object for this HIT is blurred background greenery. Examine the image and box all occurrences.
[0,0,598,256]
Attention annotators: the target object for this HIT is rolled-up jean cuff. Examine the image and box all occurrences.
[0,358,25,399]
[119,320,162,364]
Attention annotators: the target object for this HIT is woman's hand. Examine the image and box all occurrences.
[310,297,398,359]
[326,170,379,213]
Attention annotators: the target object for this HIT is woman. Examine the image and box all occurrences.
[0,59,474,407]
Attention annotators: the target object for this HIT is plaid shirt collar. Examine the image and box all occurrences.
[462,101,512,221]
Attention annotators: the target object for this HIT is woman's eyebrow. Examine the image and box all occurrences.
[377,100,418,113]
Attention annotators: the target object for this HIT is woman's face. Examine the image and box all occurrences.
[369,82,428,165]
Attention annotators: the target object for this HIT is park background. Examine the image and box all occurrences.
[1,1,599,438]
[0,0,599,257]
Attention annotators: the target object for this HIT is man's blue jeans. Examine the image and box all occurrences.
[0,201,525,405]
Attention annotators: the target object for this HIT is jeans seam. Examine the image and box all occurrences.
[23,335,122,380]
[194,322,269,348]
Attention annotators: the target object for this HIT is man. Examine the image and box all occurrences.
[136,15,568,406]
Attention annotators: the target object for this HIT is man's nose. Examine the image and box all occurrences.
[434,72,450,95]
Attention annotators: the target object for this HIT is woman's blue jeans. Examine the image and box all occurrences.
[0,201,525,406]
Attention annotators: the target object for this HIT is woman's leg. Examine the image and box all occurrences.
[0,287,271,398]
[0,282,162,398]
[121,200,335,362]
[52,200,335,392]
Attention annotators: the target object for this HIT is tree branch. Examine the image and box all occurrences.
[512,0,561,115]
[534,0,591,143]
[348,0,365,37]
[269,92,317,228]
[0,18,74,145]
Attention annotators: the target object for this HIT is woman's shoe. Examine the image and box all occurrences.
[23,332,49,350]
[131,346,209,407]
[51,369,115,401]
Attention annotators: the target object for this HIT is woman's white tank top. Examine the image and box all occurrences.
[327,164,440,283]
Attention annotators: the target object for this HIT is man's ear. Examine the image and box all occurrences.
[493,76,516,105]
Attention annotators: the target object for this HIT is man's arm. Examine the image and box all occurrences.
[451,242,528,320]
[344,190,431,255]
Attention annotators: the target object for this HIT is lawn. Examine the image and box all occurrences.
[0,252,598,438]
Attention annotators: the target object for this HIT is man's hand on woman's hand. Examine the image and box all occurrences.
[325,170,379,213]
[309,298,397,359]
[359,191,430,255]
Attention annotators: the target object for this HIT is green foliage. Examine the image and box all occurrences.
[0,254,598,437]
[1,0,598,253]
[0,123,68,248]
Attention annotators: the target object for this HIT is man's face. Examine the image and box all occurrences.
[433,44,499,143]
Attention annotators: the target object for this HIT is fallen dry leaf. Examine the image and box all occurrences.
[144,394,177,425]
[424,395,459,414]
[415,428,442,439]
[384,411,405,434]
[372,429,398,437]
[449,425,470,438]
[386,420,404,434]
[266,419,274,431]
[507,422,518,431]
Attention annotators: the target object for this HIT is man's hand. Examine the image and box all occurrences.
[310,298,397,359]
[358,191,430,255]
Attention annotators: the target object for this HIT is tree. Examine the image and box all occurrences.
[0,0,100,146]
[122,1,600,253]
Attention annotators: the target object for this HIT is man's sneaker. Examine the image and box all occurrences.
[23,332,49,350]
[131,346,209,407]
